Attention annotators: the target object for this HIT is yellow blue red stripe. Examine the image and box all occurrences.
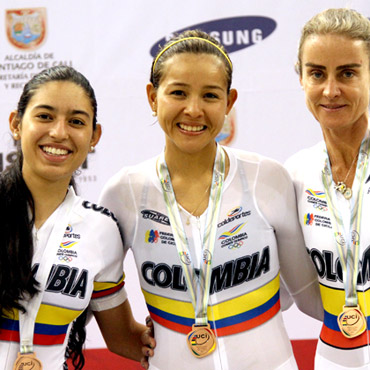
[0,304,83,345]
[144,274,280,336]
[92,274,125,299]
[319,283,370,349]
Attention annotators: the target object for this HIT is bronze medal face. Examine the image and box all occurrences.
[337,305,367,338]
[13,352,43,370]
[187,324,217,358]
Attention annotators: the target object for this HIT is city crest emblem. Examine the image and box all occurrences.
[6,8,47,50]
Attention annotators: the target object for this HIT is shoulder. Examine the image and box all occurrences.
[226,146,289,182]
[225,146,269,164]
[72,194,120,232]
[225,146,284,169]
[101,156,158,196]
[285,141,324,179]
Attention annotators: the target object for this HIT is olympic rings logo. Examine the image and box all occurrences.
[58,255,73,263]
[313,203,328,212]
[228,241,243,249]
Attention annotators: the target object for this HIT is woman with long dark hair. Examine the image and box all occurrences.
[0,65,154,369]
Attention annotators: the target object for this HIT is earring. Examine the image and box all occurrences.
[13,132,19,139]
[152,111,157,117]
[90,145,95,153]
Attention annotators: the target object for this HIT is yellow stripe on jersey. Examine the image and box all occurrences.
[93,274,125,292]
[320,284,370,315]
[143,273,280,320]
[211,274,279,320]
[36,303,83,325]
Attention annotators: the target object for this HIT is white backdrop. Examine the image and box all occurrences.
[0,0,369,348]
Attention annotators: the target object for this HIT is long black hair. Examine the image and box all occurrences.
[0,65,98,369]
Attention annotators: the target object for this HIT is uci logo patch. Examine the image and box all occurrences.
[150,16,277,56]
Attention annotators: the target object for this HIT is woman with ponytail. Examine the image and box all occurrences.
[0,65,154,369]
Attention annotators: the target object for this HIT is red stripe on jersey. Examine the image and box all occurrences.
[34,332,66,345]
[151,312,190,334]
[92,280,125,299]
[320,325,368,349]
[0,328,20,342]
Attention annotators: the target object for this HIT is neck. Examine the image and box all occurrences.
[164,142,219,178]
[323,121,367,166]
[322,120,368,187]
[23,173,71,229]
[163,141,227,216]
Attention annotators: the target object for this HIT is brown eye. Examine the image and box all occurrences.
[70,118,85,126]
[37,113,52,120]
[204,92,218,99]
[171,90,185,96]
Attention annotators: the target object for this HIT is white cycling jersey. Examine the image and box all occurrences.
[100,146,322,370]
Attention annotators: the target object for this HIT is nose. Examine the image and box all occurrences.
[323,77,340,99]
[184,96,203,118]
[50,119,69,140]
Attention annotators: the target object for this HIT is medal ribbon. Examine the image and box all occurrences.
[156,145,225,326]
[18,188,75,354]
[321,132,370,307]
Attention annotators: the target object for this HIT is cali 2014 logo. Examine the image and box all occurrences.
[6,8,47,50]
[149,16,277,146]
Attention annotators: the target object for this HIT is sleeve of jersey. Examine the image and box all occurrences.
[89,214,127,312]
[99,167,137,251]
[255,157,324,321]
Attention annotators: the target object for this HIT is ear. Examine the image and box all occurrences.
[9,110,21,140]
[299,75,304,90]
[146,83,158,114]
[90,124,102,147]
[226,89,238,115]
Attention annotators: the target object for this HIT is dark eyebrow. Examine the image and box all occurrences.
[336,63,362,70]
[33,104,54,111]
[32,104,91,117]
[169,82,224,91]
[304,62,362,70]
[204,85,224,91]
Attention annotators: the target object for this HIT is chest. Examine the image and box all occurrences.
[296,167,370,287]
[132,173,280,300]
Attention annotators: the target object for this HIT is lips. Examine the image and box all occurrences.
[320,103,346,110]
[178,123,206,132]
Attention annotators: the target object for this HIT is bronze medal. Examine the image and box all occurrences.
[337,305,367,338]
[187,324,217,358]
[13,352,43,370]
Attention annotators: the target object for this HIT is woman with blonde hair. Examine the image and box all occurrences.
[286,8,370,370]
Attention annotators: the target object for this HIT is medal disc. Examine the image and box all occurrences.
[13,352,43,370]
[187,324,217,358]
[338,305,367,338]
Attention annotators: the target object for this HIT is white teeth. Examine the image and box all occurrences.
[42,146,68,156]
[179,123,205,132]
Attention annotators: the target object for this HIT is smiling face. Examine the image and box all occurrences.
[10,80,101,187]
[147,53,237,156]
[300,33,370,133]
